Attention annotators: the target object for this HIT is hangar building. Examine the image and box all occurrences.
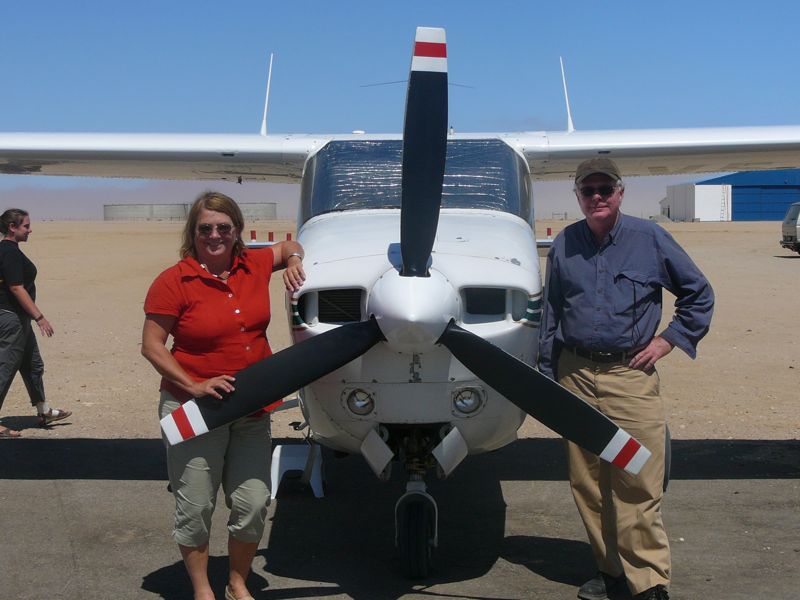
[660,169,800,221]
[103,202,277,221]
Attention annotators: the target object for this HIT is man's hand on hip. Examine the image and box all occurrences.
[628,335,674,372]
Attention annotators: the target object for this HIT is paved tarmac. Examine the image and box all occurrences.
[2,436,798,600]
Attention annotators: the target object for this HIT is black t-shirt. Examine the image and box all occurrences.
[0,239,37,316]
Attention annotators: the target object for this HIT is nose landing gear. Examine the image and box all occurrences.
[395,477,438,579]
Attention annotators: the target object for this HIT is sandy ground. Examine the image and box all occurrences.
[1,218,798,442]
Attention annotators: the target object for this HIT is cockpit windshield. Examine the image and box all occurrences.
[300,139,531,224]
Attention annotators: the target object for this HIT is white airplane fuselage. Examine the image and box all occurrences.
[290,208,542,461]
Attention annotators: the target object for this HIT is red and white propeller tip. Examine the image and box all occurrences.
[411,27,447,73]
[160,400,209,445]
[599,429,652,475]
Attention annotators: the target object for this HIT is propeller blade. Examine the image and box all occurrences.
[161,319,384,445]
[400,26,448,277]
[438,322,651,475]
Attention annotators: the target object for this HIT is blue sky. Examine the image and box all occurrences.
[2,0,800,219]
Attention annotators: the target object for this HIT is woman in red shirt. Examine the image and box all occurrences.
[142,192,305,600]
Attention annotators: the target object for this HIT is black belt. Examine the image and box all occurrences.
[566,346,636,363]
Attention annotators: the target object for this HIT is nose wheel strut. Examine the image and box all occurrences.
[395,478,438,579]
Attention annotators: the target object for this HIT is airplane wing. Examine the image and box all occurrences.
[5,126,800,183]
[503,125,800,180]
[0,132,332,183]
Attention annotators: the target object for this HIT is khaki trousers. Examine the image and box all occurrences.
[558,350,670,594]
[159,392,272,547]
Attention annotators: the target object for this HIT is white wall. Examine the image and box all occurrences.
[663,183,732,221]
[103,202,278,221]
[665,183,694,221]
[695,185,731,221]
[239,202,277,221]
[103,203,188,220]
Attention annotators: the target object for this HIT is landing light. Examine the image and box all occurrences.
[345,388,375,416]
[452,387,484,415]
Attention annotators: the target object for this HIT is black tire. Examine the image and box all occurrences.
[398,500,432,579]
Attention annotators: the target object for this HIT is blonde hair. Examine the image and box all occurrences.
[180,191,245,259]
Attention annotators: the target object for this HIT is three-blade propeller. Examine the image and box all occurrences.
[160,26,650,475]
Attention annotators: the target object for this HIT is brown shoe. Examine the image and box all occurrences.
[38,408,72,427]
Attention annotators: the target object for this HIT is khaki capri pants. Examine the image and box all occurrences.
[159,391,272,547]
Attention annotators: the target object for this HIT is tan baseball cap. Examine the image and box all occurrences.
[574,157,622,185]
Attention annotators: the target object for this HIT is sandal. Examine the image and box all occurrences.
[0,427,22,438]
[225,585,255,600]
[37,408,73,427]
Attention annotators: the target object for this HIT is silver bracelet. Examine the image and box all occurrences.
[287,252,304,261]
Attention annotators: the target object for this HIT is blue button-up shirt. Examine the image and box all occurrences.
[537,214,714,380]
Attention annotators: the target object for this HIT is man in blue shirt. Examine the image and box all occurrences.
[538,158,714,600]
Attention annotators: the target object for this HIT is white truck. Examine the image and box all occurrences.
[780,202,800,254]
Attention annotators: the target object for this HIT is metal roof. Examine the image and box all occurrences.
[699,168,800,186]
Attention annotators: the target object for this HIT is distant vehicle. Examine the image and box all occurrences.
[780,202,800,254]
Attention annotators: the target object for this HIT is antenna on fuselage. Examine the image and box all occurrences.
[559,56,575,133]
[259,53,274,136]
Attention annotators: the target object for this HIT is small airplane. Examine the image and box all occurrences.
[4,26,800,579]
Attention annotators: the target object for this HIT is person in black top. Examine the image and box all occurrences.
[0,208,72,438]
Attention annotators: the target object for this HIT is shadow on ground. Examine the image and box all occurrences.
[1,414,53,432]
[0,437,797,481]
[2,437,797,599]
[142,556,270,600]
[251,439,797,599]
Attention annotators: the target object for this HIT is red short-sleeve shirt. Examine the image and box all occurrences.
[144,248,275,403]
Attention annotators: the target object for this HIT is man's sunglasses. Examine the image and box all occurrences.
[578,185,618,198]
[197,223,234,236]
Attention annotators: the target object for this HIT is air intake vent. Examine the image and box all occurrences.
[318,289,363,323]
[464,288,505,315]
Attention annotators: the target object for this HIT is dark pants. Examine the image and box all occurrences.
[0,310,46,411]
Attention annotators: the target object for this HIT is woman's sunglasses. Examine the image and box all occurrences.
[197,223,234,236]
[578,185,618,198]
